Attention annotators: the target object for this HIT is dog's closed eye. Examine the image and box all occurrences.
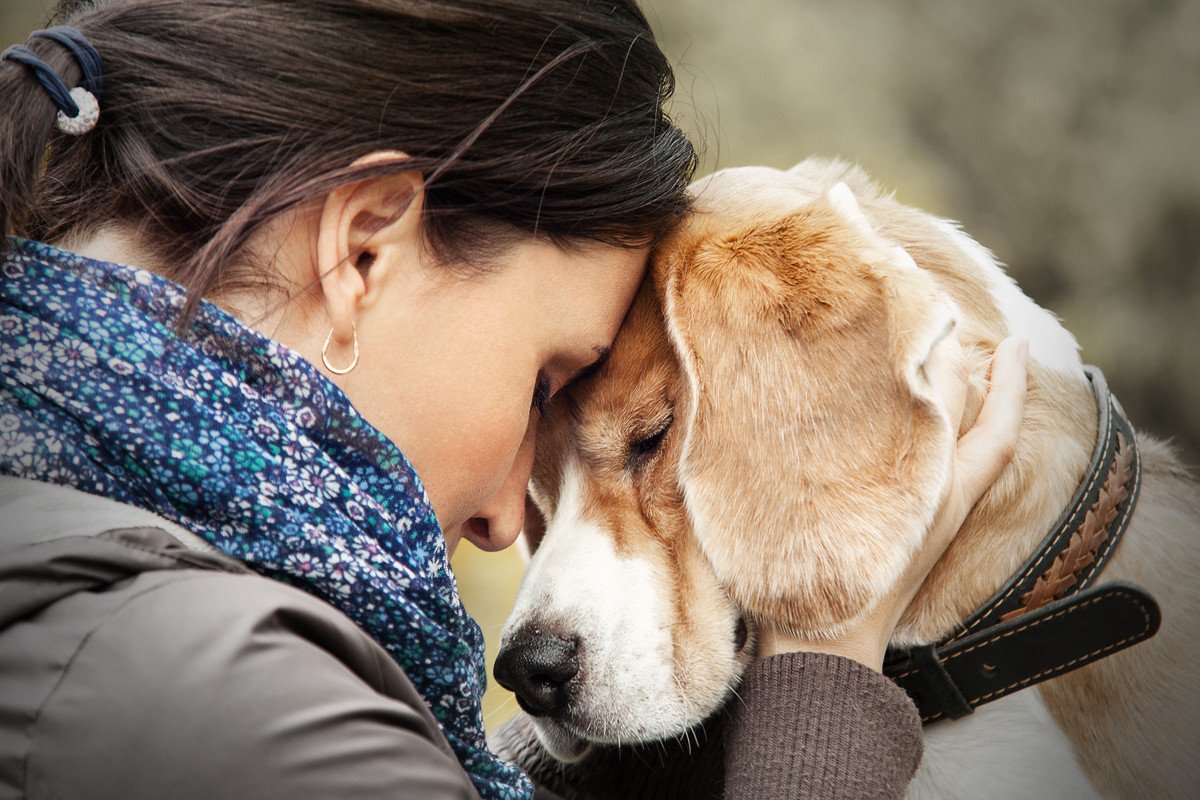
[627,415,673,472]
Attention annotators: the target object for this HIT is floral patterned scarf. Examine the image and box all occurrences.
[0,238,531,800]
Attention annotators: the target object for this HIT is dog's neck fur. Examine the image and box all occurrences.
[892,222,1100,645]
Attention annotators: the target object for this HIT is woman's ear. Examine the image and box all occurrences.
[315,151,424,358]
[656,184,960,638]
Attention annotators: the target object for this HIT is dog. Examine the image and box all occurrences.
[495,158,1200,798]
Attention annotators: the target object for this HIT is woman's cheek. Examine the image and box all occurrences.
[436,399,532,531]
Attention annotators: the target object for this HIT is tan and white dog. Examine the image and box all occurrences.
[496,159,1200,799]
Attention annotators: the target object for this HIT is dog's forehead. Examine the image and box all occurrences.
[688,165,816,220]
[573,289,679,446]
[594,288,675,395]
[532,286,679,498]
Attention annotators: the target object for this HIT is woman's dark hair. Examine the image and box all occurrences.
[1,0,696,329]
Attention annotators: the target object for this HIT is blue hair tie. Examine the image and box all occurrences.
[33,26,104,99]
[2,26,103,135]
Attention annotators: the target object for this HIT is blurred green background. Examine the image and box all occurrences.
[4,0,1198,730]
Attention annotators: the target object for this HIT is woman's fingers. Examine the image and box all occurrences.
[908,336,1029,583]
[954,336,1029,506]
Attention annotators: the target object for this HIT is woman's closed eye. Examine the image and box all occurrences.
[532,346,612,418]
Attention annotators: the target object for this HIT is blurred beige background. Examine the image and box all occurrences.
[5,0,1198,730]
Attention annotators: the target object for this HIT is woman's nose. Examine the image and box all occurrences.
[463,418,537,552]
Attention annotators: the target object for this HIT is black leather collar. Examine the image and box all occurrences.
[884,365,1161,724]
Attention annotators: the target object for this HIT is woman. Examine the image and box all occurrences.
[0,1,1027,798]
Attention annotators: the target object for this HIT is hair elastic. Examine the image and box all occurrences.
[2,26,104,136]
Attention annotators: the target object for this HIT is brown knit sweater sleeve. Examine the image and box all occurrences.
[490,651,924,800]
[725,652,924,799]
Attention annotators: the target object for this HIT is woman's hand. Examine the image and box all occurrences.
[758,334,1030,670]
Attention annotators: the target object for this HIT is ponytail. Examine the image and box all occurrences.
[0,33,87,256]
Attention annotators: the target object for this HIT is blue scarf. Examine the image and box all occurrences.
[0,239,532,800]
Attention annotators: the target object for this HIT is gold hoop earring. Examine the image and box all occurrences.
[321,324,359,375]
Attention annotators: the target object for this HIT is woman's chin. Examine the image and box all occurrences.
[532,719,593,764]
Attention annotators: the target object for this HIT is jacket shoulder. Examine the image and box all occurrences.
[12,569,481,800]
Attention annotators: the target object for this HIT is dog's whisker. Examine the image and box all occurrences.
[727,684,748,713]
[482,693,518,723]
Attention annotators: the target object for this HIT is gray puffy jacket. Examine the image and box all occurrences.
[0,474,491,799]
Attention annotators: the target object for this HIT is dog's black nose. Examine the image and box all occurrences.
[493,632,579,718]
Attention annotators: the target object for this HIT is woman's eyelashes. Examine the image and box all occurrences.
[532,372,553,417]
[531,348,610,417]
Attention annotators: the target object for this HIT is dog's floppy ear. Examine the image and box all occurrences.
[658,183,961,636]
